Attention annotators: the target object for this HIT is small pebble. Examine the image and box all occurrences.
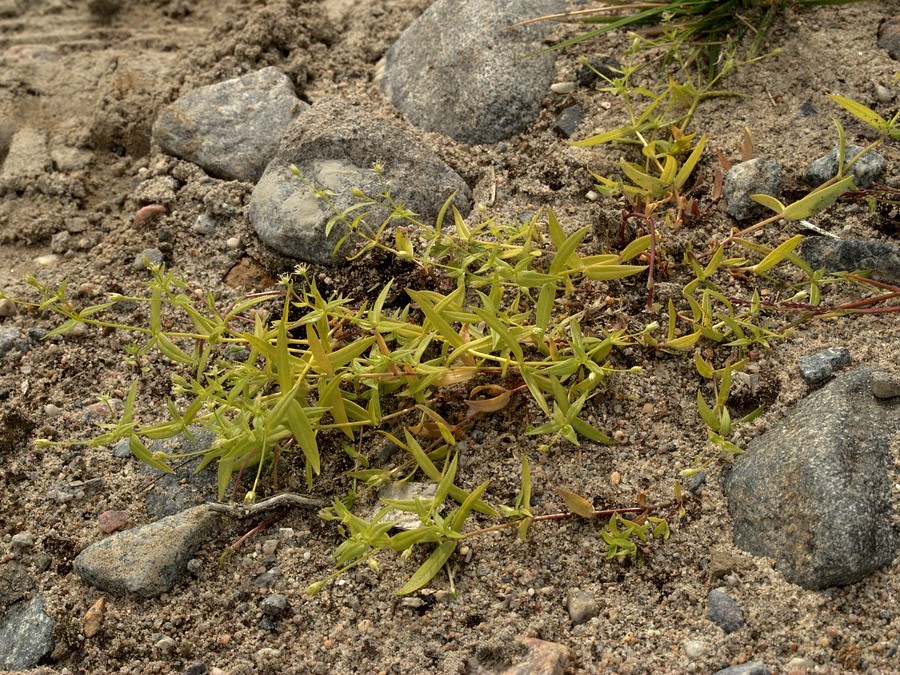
[34,254,60,266]
[255,647,282,665]
[567,587,600,626]
[797,347,850,384]
[871,370,900,399]
[193,214,217,233]
[0,299,17,317]
[550,81,576,95]
[260,594,288,617]
[154,636,176,652]
[683,639,707,658]
[43,403,62,418]
[81,596,106,638]
[262,538,278,556]
[226,236,241,250]
[11,531,35,549]
[254,567,281,587]
[98,510,130,534]
[874,83,895,102]
[133,248,164,270]
[707,587,745,633]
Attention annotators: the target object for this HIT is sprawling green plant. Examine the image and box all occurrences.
[6,120,898,592]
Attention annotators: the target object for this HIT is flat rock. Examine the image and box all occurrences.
[713,663,771,675]
[805,144,885,188]
[249,98,471,265]
[152,67,306,182]
[141,428,219,518]
[74,505,223,597]
[724,158,782,221]
[0,596,55,671]
[723,367,899,589]
[800,236,900,285]
[378,0,564,145]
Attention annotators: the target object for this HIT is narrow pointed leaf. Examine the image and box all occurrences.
[395,541,457,596]
[748,235,804,274]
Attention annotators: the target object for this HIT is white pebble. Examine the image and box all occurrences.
[550,82,576,95]
[226,237,241,250]
[683,639,707,658]
[585,190,599,202]
[34,254,60,267]
[874,83,894,103]
[44,403,62,417]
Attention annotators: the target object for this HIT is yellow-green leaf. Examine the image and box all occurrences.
[749,193,786,214]
[582,264,647,281]
[748,235,804,274]
[674,134,707,191]
[828,94,889,132]
[396,541,456,595]
[663,331,701,350]
[780,175,856,221]
[557,487,596,518]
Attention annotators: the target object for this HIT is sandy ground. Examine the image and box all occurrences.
[0,0,899,673]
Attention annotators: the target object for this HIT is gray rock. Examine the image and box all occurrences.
[797,347,850,384]
[10,531,34,550]
[805,144,885,188]
[712,663,771,675]
[152,67,306,183]
[133,247,164,270]
[566,587,600,626]
[723,367,899,589]
[577,57,622,88]
[555,105,584,139]
[707,588,744,633]
[141,428,219,518]
[0,596,55,671]
[112,437,132,458]
[0,561,33,607]
[724,158,782,221]
[871,370,900,399]
[74,505,223,597]
[801,236,900,285]
[378,0,564,144]
[249,99,471,265]
[0,326,29,359]
[260,594,288,617]
[878,15,900,61]
[254,567,281,589]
